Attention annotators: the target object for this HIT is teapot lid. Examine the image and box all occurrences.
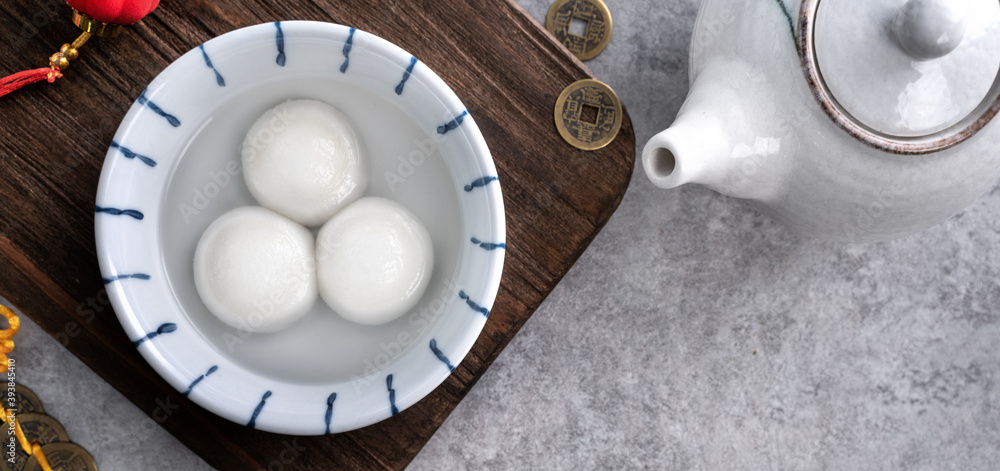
[800,0,1000,153]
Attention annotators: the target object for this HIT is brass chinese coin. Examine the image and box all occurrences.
[1,414,70,471]
[10,386,43,415]
[554,79,623,151]
[546,0,613,61]
[24,442,97,471]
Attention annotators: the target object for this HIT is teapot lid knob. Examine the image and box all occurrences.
[803,0,1000,141]
[893,0,966,60]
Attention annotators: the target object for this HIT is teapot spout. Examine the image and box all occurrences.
[642,110,734,190]
[642,60,783,200]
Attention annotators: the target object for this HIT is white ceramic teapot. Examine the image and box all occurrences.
[642,0,1000,241]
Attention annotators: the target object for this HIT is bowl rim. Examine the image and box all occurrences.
[94,20,505,435]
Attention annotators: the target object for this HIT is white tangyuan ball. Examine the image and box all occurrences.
[242,99,369,227]
[194,206,317,333]
[316,197,434,325]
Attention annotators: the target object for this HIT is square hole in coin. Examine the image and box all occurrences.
[570,18,588,37]
[580,104,600,124]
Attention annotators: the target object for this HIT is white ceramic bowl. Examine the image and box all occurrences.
[94,21,505,435]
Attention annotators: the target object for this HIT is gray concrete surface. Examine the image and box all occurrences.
[409,0,1000,469]
[5,0,1000,469]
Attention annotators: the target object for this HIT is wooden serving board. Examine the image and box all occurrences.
[0,0,634,468]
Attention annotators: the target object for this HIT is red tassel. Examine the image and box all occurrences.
[0,68,62,98]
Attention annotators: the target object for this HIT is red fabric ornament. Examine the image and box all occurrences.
[0,0,158,98]
[66,0,160,26]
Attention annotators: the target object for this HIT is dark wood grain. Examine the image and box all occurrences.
[0,0,634,469]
